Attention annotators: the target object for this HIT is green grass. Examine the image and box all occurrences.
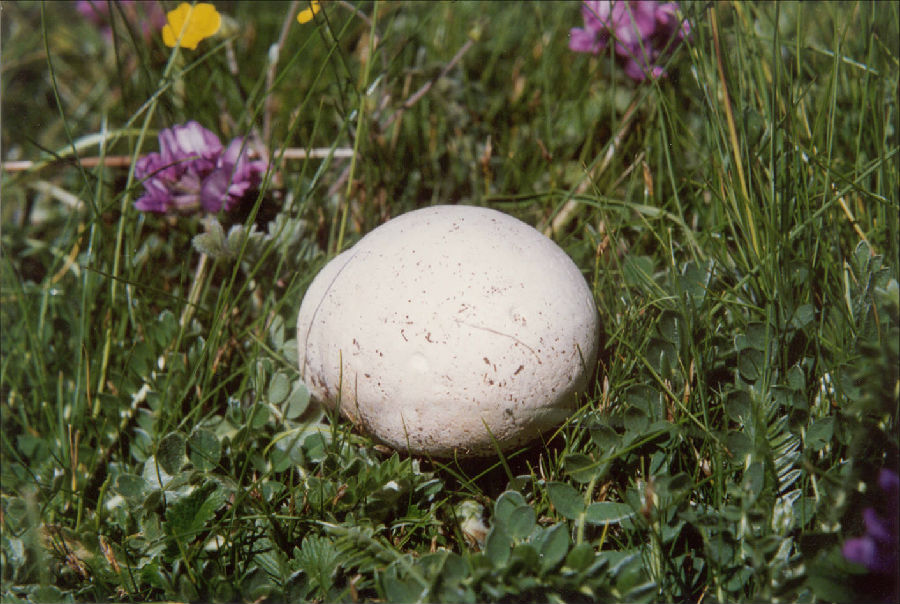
[2,1,898,602]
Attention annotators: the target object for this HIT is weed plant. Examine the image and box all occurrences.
[1,1,898,602]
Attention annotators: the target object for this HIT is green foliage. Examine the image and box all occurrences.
[2,1,899,602]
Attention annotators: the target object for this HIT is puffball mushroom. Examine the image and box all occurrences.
[297,205,599,457]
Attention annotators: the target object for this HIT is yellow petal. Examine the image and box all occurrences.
[163,2,222,50]
[297,0,320,24]
[162,3,191,48]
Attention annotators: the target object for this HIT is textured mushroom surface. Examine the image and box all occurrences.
[297,205,599,456]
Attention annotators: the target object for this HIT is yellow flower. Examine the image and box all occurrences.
[162,3,222,50]
[296,0,320,25]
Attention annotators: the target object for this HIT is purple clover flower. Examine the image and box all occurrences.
[569,1,691,81]
[77,0,166,42]
[843,469,899,577]
[134,121,267,214]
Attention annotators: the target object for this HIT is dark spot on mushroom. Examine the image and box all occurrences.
[514,365,524,375]
[483,357,491,365]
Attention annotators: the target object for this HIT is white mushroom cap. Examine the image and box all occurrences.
[297,205,599,456]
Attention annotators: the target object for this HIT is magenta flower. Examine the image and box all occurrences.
[569,1,691,81]
[134,121,267,214]
[843,469,899,577]
[77,0,166,42]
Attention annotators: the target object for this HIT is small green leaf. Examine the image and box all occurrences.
[188,428,221,472]
[745,322,769,351]
[270,445,292,473]
[140,560,170,591]
[648,339,677,378]
[114,473,148,502]
[192,232,225,259]
[786,365,805,391]
[564,453,607,483]
[742,461,765,503]
[509,543,540,572]
[157,431,187,476]
[657,311,681,346]
[705,534,737,565]
[623,255,655,289]
[283,339,300,366]
[143,456,174,491]
[267,372,291,405]
[225,224,262,257]
[585,501,635,525]
[484,526,511,566]
[382,574,424,604]
[626,385,660,416]
[852,240,872,275]
[505,505,536,540]
[253,549,289,577]
[725,390,750,422]
[538,523,569,572]
[4,498,27,527]
[178,573,200,601]
[773,384,804,410]
[623,406,649,433]
[590,424,619,451]
[297,535,340,597]
[212,578,237,602]
[790,304,815,329]
[249,403,270,429]
[726,431,752,461]
[437,552,467,584]
[2,534,25,572]
[565,542,595,572]
[724,566,754,592]
[666,472,692,494]
[154,310,179,349]
[285,382,311,420]
[547,482,584,520]
[303,432,328,462]
[793,496,817,527]
[165,481,226,540]
[16,433,48,459]
[680,260,712,305]
[494,490,527,520]
[738,349,764,381]
[805,417,834,450]
[31,585,65,603]
[130,340,153,378]
[268,314,285,350]
[192,216,229,259]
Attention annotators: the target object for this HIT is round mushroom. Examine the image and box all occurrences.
[297,205,599,456]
